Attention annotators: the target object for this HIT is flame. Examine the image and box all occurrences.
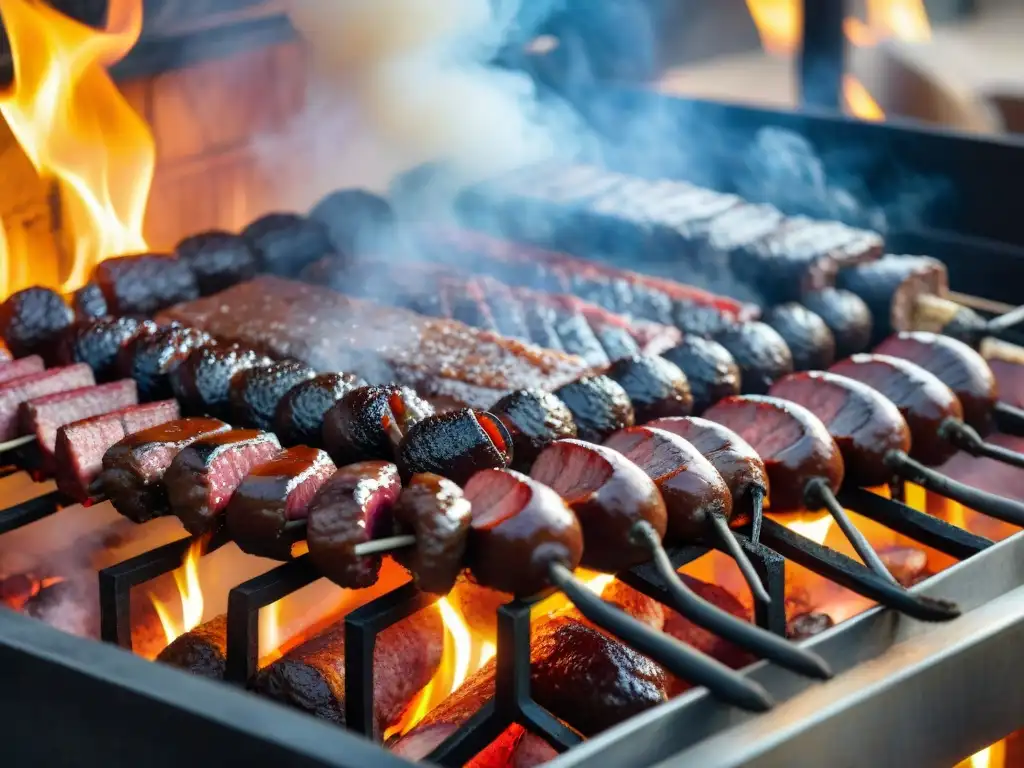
[957,738,1007,768]
[259,599,282,663]
[745,0,933,121]
[783,510,835,545]
[0,0,154,296]
[150,539,205,646]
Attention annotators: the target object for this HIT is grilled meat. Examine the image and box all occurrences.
[489,389,577,472]
[242,213,334,278]
[0,286,75,363]
[117,325,214,401]
[554,375,635,442]
[94,253,199,316]
[660,337,741,414]
[273,372,366,447]
[397,409,512,485]
[801,288,873,358]
[763,303,836,371]
[175,230,259,296]
[170,344,271,420]
[228,360,316,431]
[58,316,155,382]
[322,385,434,465]
[0,364,96,441]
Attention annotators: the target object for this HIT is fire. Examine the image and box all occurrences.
[783,510,835,546]
[958,738,1007,768]
[150,539,205,646]
[0,0,154,296]
[744,0,933,120]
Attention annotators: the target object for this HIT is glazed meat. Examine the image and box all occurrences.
[322,385,435,465]
[712,322,794,395]
[801,288,873,358]
[763,303,836,371]
[157,276,590,408]
[604,355,693,422]
[251,606,444,739]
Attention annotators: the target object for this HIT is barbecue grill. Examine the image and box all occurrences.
[2,3,1024,768]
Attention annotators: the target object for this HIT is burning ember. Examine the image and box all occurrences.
[0,0,153,295]
[149,537,204,645]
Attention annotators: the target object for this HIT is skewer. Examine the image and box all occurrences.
[352,534,416,556]
[706,514,772,605]
[0,434,36,453]
[941,419,1024,470]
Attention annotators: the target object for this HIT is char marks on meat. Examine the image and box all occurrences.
[158,276,590,408]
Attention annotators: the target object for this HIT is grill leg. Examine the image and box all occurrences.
[799,0,846,111]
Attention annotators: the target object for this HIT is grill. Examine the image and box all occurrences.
[2,4,1024,768]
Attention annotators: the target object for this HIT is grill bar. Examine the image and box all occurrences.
[0,491,62,536]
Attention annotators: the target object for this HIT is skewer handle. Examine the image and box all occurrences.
[748,485,765,545]
[633,522,832,681]
[941,419,1024,471]
[885,450,1024,527]
[0,434,36,454]
[993,401,1024,437]
[352,535,416,556]
[987,304,1024,334]
[706,514,772,606]
[546,561,774,712]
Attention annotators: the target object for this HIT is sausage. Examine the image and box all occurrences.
[488,389,577,472]
[660,337,741,415]
[174,230,259,296]
[273,372,366,447]
[71,282,108,321]
[242,212,334,278]
[100,418,231,523]
[157,614,228,680]
[397,409,513,485]
[703,396,844,512]
[645,416,768,529]
[604,354,694,422]
[393,615,666,762]
[770,371,911,487]
[166,429,283,535]
[391,473,472,595]
[307,461,402,589]
[94,253,200,316]
[875,331,997,432]
[529,440,666,573]
[603,426,732,542]
[0,286,74,362]
[252,605,444,739]
[229,360,317,431]
[553,375,635,442]
[712,321,794,395]
[57,316,153,382]
[170,344,271,419]
[322,385,435,465]
[117,325,214,402]
[226,446,337,560]
[829,354,963,466]
[763,303,836,371]
[801,288,873,358]
[464,468,584,597]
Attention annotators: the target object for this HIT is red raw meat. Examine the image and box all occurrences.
[0,355,44,385]
[53,400,181,502]
[0,364,95,441]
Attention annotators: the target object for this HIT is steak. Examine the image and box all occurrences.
[0,364,95,441]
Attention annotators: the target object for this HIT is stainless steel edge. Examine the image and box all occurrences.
[545,531,1024,768]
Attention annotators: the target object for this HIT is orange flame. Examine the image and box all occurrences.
[150,539,205,646]
[0,0,154,295]
[783,510,835,545]
[745,0,933,121]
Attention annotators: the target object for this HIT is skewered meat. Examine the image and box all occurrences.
[174,230,259,296]
[19,380,139,471]
[646,417,768,529]
[603,426,732,542]
[0,355,44,385]
[226,446,337,560]
[604,355,693,422]
[322,385,435,465]
[58,316,155,382]
[392,473,472,595]
[983,339,1024,410]
[836,255,948,345]
[763,303,836,371]
[464,469,584,597]
[0,286,74,363]
[554,375,635,442]
[166,429,283,535]
[169,343,270,420]
[157,276,590,408]
[530,441,666,573]
[801,288,873,358]
[309,188,396,256]
[157,614,228,680]
[71,282,108,320]
[307,461,402,589]
[0,364,96,441]
[712,321,794,395]
[273,372,366,447]
[229,360,316,431]
[489,389,577,472]
[875,331,997,432]
[660,337,741,415]
[251,605,444,739]
[242,213,334,277]
[829,354,963,465]
[117,325,214,401]
[100,418,230,522]
[703,396,844,512]
[770,371,911,487]
[94,253,199,316]
[53,400,181,501]
[397,409,513,485]
[393,615,666,763]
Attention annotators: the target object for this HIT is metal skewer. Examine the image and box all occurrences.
[941,419,1024,470]
[706,514,772,606]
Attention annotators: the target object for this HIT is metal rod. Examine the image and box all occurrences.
[759,518,960,622]
[352,535,416,556]
[942,418,1024,470]
[547,561,775,712]
[707,514,772,606]
[994,401,1024,435]
[0,489,61,535]
[633,522,832,680]
[838,486,993,560]
[886,449,1024,526]
[987,303,1024,333]
[798,0,846,111]
[0,434,36,453]
[748,485,765,545]
[805,478,898,584]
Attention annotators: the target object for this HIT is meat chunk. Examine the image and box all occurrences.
[0,355,45,385]
[0,364,96,440]
[158,276,590,408]
[94,252,199,316]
